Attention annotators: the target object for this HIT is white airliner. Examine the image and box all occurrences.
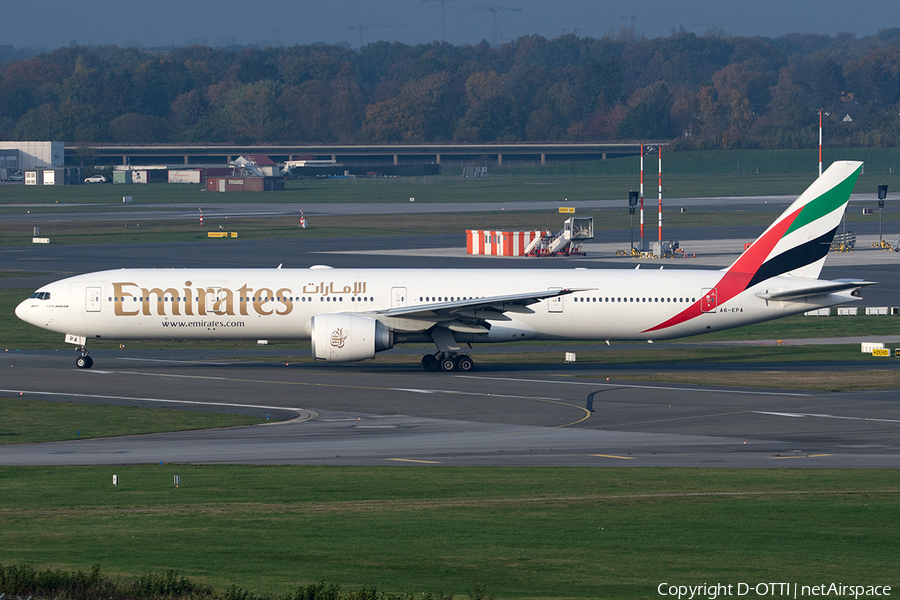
[16,161,871,372]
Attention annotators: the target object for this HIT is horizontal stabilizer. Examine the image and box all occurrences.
[755,279,875,301]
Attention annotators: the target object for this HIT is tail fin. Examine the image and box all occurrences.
[725,160,862,287]
[643,161,862,335]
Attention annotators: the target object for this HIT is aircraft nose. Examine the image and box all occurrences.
[15,298,29,322]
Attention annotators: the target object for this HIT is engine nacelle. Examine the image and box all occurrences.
[311,313,393,362]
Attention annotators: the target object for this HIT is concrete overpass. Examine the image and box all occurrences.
[76,143,644,167]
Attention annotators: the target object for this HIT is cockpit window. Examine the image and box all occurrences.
[29,292,50,300]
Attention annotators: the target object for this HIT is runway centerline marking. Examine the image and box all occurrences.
[457,375,812,397]
[590,454,636,460]
[771,454,834,460]
[115,357,226,365]
[755,411,900,424]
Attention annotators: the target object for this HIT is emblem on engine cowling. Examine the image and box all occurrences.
[331,327,347,349]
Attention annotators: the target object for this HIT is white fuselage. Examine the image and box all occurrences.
[15,267,853,345]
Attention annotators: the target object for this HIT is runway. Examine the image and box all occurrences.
[2,194,899,468]
[2,348,899,467]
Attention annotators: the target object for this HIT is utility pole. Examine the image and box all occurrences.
[475,6,522,46]
[629,191,639,252]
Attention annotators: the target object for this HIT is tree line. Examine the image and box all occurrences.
[2,29,900,150]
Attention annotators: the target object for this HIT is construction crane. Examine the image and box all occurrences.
[691,20,771,35]
[622,12,683,25]
[474,6,522,46]
[346,24,407,48]
[421,0,456,43]
[558,27,600,37]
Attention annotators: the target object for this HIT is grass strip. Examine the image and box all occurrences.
[0,398,268,446]
[0,466,897,599]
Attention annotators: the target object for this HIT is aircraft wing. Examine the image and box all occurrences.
[754,279,876,302]
[373,288,587,333]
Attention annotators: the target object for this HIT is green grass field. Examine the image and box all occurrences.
[1,465,898,599]
[0,398,266,445]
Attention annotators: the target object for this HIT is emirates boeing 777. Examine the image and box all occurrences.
[16,161,871,372]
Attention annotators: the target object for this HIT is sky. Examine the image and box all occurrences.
[3,0,899,51]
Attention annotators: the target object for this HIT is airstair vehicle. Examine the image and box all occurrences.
[233,158,265,177]
[526,217,594,256]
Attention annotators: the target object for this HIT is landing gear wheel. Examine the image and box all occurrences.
[76,355,93,369]
[440,356,458,372]
[421,354,439,371]
[456,354,474,372]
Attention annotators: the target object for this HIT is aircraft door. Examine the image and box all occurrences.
[206,288,223,314]
[391,287,407,308]
[701,287,717,313]
[86,287,102,312]
[547,288,563,313]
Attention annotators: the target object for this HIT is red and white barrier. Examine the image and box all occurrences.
[466,230,548,256]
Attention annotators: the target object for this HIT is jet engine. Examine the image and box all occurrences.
[311,313,393,362]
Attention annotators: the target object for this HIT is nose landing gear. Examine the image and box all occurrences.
[75,347,93,369]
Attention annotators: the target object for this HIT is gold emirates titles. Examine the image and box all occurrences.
[112,281,368,317]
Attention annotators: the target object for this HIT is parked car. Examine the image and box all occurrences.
[7,171,24,182]
[84,175,107,183]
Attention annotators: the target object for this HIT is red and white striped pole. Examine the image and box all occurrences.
[199,207,203,227]
[819,109,823,177]
[639,143,644,251]
[658,145,663,249]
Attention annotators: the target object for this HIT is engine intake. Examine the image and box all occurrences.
[311,314,393,362]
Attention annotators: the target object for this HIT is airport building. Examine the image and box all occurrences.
[0,141,65,171]
[0,142,80,184]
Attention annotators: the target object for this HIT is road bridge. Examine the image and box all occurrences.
[76,142,644,167]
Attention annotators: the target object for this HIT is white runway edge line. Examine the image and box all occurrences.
[457,375,812,397]
[0,388,311,421]
[756,411,900,424]
[115,357,227,365]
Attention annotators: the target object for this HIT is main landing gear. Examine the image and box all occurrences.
[421,352,474,372]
